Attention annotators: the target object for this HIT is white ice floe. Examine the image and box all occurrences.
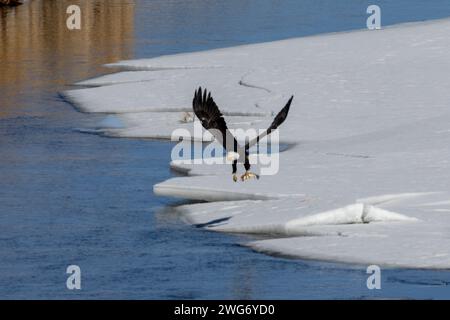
[65,19,450,268]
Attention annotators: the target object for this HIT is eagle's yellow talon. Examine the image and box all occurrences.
[240,172,259,181]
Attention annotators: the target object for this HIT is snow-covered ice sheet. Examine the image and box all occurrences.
[62,69,276,115]
[65,19,450,268]
[82,112,268,140]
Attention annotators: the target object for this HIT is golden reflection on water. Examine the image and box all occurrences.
[0,0,135,117]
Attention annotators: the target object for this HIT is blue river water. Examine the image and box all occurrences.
[1,0,450,299]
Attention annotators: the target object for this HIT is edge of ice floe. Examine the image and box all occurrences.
[153,181,277,201]
[201,203,418,235]
[246,240,450,270]
[103,17,450,71]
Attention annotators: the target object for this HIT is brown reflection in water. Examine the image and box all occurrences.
[0,0,135,117]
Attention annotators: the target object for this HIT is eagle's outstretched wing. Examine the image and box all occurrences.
[245,95,294,149]
[193,87,238,152]
[267,95,293,134]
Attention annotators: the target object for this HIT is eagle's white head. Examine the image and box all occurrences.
[226,151,240,161]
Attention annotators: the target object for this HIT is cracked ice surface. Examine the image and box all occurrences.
[64,19,450,268]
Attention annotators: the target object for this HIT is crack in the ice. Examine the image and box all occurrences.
[238,69,273,94]
[325,152,371,159]
[238,80,272,93]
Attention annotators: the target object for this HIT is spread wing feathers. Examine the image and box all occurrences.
[192,87,238,152]
[267,95,293,133]
[246,95,294,149]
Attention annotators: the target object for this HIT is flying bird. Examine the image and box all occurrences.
[192,87,293,182]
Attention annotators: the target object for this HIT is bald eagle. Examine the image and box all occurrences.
[192,87,293,181]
